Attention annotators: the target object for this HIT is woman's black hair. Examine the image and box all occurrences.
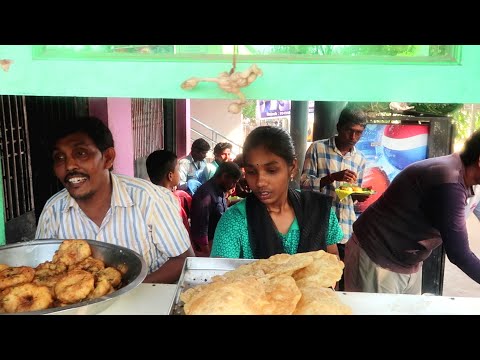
[243,126,296,165]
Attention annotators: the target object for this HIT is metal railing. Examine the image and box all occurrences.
[190,116,243,156]
[0,95,34,222]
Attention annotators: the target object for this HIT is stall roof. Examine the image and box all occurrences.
[0,45,479,103]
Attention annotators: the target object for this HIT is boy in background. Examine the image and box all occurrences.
[146,149,191,233]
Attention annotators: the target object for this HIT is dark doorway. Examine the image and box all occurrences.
[1,95,35,243]
[25,96,89,224]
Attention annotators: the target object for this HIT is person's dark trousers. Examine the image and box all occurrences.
[337,243,346,291]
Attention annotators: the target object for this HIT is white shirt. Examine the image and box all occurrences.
[178,154,206,190]
[35,173,191,274]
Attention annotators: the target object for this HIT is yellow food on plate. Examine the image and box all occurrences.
[339,184,365,193]
[339,185,353,192]
[336,184,374,201]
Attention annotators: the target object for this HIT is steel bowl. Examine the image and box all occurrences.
[0,239,148,315]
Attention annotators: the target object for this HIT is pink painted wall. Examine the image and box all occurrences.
[176,99,190,158]
[89,97,134,176]
[107,98,134,176]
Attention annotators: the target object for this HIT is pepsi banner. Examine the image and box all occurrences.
[355,123,429,213]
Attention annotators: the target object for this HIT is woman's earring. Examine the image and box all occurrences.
[290,174,294,182]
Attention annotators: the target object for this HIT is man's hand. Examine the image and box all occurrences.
[331,169,357,183]
[143,247,195,284]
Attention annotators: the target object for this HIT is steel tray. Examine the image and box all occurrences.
[169,257,255,315]
[0,239,147,315]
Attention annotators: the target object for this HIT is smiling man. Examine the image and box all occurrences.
[35,116,194,284]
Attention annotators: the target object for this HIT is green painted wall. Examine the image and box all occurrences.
[0,45,480,103]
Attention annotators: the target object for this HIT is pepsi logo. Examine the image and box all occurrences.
[382,125,429,170]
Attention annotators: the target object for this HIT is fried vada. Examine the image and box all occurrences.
[1,283,53,313]
[52,239,91,266]
[54,270,95,304]
[0,266,35,290]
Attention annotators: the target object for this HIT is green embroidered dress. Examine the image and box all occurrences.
[211,199,343,259]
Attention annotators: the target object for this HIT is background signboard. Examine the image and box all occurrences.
[355,123,429,213]
[256,100,315,118]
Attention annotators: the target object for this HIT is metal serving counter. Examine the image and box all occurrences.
[98,283,480,315]
[98,284,176,315]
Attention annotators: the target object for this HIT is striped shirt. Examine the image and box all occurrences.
[300,137,366,243]
[35,173,191,274]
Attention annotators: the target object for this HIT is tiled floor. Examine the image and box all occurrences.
[442,215,480,297]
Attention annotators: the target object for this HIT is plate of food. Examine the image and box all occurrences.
[0,239,147,315]
[335,184,375,201]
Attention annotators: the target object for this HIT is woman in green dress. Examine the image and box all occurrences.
[211,126,343,259]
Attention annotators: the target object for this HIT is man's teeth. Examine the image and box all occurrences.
[68,177,87,184]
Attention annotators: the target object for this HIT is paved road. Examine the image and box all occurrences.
[442,215,480,297]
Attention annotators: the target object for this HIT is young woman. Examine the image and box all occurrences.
[211,126,343,259]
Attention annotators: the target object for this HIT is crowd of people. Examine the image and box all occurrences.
[34,112,480,296]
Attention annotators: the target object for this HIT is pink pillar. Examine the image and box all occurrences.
[88,98,133,176]
[176,99,190,158]
[107,98,134,176]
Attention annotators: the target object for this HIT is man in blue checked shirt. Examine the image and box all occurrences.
[35,116,194,283]
[300,108,371,289]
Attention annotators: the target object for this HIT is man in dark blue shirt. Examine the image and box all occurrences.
[190,162,242,256]
[345,129,480,294]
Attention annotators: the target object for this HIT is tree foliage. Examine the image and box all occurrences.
[263,45,451,57]
[269,45,421,57]
[346,102,391,113]
[409,103,463,116]
[269,45,336,55]
[450,105,480,145]
[242,100,257,120]
[346,102,463,117]
[337,45,417,56]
